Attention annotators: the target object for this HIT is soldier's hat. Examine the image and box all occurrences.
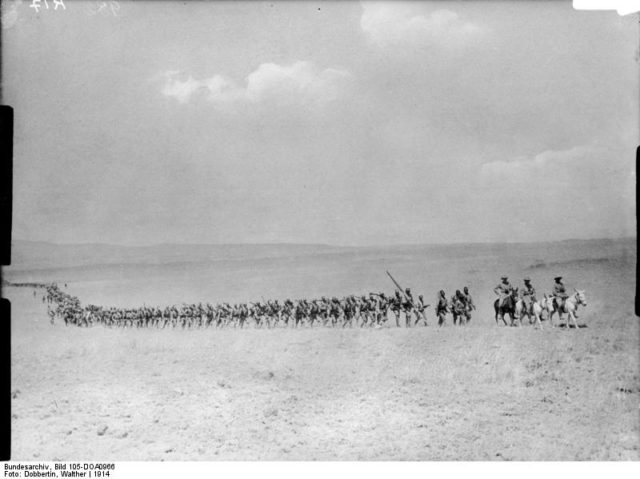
[501,275,508,280]
[554,276,563,280]
[524,276,531,282]
[405,288,411,293]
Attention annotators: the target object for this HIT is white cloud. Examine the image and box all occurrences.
[480,145,600,181]
[159,61,352,108]
[160,71,205,104]
[475,143,635,240]
[360,1,485,48]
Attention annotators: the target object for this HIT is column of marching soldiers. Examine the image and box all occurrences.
[38,283,479,329]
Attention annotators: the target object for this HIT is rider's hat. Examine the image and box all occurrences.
[554,276,562,281]
[501,275,508,280]
[524,276,531,282]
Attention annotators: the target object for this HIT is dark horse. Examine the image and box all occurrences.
[494,288,519,326]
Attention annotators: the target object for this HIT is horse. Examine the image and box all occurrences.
[550,289,587,329]
[494,288,519,326]
[537,294,556,326]
[515,295,545,329]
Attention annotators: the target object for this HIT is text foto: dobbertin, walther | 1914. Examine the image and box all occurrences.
[54,463,115,478]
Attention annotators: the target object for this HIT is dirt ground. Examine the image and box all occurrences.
[7,283,639,460]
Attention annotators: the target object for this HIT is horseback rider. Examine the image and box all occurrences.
[521,276,537,315]
[553,276,569,312]
[494,276,513,308]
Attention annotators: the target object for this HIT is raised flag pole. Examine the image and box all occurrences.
[386,271,410,302]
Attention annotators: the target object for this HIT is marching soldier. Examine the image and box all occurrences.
[392,290,402,327]
[413,294,429,326]
[462,286,475,322]
[370,292,388,326]
[436,290,448,326]
[403,288,414,327]
[451,290,466,325]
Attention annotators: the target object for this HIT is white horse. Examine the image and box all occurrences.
[549,289,587,329]
[515,297,544,329]
[539,294,556,327]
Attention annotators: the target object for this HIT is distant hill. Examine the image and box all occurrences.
[5,237,635,272]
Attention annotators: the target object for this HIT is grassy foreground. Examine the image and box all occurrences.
[8,286,638,461]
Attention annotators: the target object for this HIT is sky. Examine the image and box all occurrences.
[2,0,638,246]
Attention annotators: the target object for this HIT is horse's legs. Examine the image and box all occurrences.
[553,309,562,328]
[532,305,542,330]
[567,308,578,329]
[535,311,542,330]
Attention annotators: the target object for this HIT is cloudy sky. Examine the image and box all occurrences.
[2,1,637,246]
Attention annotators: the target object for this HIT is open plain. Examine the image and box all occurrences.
[4,238,638,460]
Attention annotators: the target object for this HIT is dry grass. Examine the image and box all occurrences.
[8,286,639,461]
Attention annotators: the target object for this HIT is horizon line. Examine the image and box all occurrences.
[11,235,637,250]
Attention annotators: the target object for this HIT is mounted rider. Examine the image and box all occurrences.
[494,276,514,308]
[553,276,569,311]
[521,276,537,315]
